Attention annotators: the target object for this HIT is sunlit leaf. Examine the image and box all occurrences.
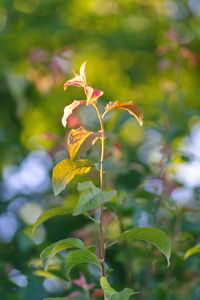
[73,181,116,216]
[185,244,200,259]
[64,61,87,90]
[65,249,101,274]
[32,207,72,234]
[52,159,95,196]
[62,100,86,127]
[84,85,103,105]
[118,227,171,266]
[100,277,138,300]
[33,270,57,280]
[41,238,88,271]
[67,127,102,160]
[103,101,143,126]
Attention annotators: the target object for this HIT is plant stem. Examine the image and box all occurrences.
[93,103,106,277]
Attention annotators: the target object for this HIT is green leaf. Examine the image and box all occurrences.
[40,238,87,271]
[32,207,72,234]
[65,249,101,274]
[77,181,95,191]
[73,181,116,216]
[185,244,200,259]
[67,126,102,160]
[100,277,138,300]
[118,227,171,266]
[52,159,95,196]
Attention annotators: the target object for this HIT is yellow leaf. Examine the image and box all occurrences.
[33,270,57,280]
[103,101,143,126]
[52,159,94,196]
[67,127,102,160]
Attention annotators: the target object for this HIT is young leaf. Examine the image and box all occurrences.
[103,101,143,126]
[62,100,86,127]
[65,249,101,274]
[84,86,103,105]
[185,244,200,259]
[32,207,72,234]
[118,227,171,266]
[100,277,138,300]
[73,181,116,216]
[63,62,103,105]
[67,127,102,160]
[52,159,95,196]
[64,61,87,90]
[40,238,88,271]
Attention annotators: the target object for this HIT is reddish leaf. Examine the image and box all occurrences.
[67,127,102,160]
[103,101,143,126]
[67,114,82,128]
[73,272,87,288]
[73,272,95,290]
[62,100,86,127]
[64,61,87,89]
[92,289,104,297]
[84,86,103,105]
[63,62,103,105]
[180,47,198,66]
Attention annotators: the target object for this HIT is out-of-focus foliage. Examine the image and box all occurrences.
[0,0,200,299]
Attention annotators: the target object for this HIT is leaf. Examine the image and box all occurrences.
[185,244,200,259]
[84,85,103,105]
[73,181,116,216]
[64,61,87,90]
[33,270,57,280]
[63,62,103,106]
[100,277,138,300]
[62,100,86,127]
[67,127,102,160]
[118,227,171,266]
[77,181,95,191]
[103,101,143,126]
[52,159,95,196]
[40,238,88,271]
[65,249,101,274]
[32,207,72,234]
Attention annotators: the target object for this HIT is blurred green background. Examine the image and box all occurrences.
[0,0,200,299]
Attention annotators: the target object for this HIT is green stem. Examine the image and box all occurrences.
[93,103,106,277]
